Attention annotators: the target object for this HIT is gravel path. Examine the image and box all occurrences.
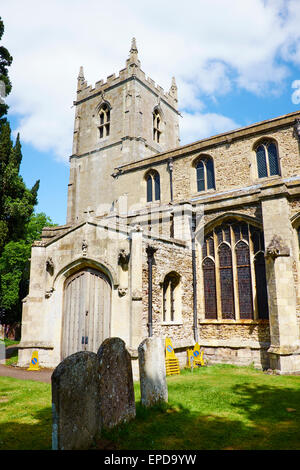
[0,346,53,383]
[0,364,53,383]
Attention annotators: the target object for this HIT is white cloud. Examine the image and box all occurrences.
[180,112,239,146]
[1,0,300,161]
[292,80,300,104]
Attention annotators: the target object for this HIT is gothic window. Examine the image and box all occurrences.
[255,140,280,178]
[202,257,217,319]
[254,252,269,319]
[153,109,162,143]
[98,103,110,139]
[219,243,235,319]
[235,241,253,319]
[196,157,215,192]
[162,272,181,322]
[202,220,269,321]
[146,170,160,202]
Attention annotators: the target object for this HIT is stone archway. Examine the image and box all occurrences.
[61,267,111,360]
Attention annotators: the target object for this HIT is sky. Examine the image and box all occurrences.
[1,0,300,225]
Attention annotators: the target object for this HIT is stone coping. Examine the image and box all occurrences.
[18,341,54,350]
[199,340,270,350]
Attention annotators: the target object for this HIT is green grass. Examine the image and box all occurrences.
[1,364,300,450]
[2,340,20,366]
[3,339,19,347]
[0,376,52,450]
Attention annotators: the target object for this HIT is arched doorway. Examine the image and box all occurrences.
[61,267,111,360]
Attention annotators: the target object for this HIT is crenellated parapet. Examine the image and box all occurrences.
[74,38,178,112]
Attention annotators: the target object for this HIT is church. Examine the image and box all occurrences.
[18,39,300,378]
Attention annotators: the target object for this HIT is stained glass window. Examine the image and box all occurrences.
[202,221,268,321]
[203,258,217,319]
[254,252,269,319]
[236,241,253,319]
[219,243,235,319]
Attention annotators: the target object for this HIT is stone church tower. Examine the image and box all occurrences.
[18,39,300,377]
[67,38,180,223]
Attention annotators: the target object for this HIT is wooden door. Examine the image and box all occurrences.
[61,268,111,360]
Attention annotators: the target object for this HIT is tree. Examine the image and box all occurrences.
[0,17,51,326]
[0,17,13,122]
[0,123,40,255]
[0,212,56,324]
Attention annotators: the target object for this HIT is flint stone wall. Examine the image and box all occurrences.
[138,337,168,407]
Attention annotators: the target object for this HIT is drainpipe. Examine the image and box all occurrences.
[191,213,199,343]
[168,158,174,202]
[146,245,157,337]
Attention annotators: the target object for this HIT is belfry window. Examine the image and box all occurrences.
[202,220,269,321]
[98,103,110,139]
[196,157,215,192]
[153,109,162,143]
[162,272,181,322]
[255,140,280,178]
[146,170,160,202]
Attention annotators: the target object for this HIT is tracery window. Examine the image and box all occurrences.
[196,157,215,192]
[153,109,162,143]
[98,103,110,139]
[146,170,160,202]
[202,219,269,320]
[162,272,181,322]
[255,140,280,178]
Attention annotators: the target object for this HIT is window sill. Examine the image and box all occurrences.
[199,319,269,325]
[255,174,281,184]
[159,321,183,326]
[191,188,216,198]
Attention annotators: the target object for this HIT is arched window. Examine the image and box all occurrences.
[98,103,110,139]
[153,109,162,143]
[255,140,280,178]
[254,252,269,319]
[202,257,217,319]
[145,170,160,202]
[235,241,253,319]
[202,219,269,321]
[196,157,215,192]
[219,243,235,319]
[162,272,181,322]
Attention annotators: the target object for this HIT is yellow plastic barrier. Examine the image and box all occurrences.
[165,337,180,376]
[187,343,205,368]
[27,350,40,371]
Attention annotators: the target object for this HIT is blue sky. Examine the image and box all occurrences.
[1,0,300,225]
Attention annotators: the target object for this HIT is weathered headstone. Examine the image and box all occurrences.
[97,337,136,430]
[138,336,168,407]
[51,351,100,450]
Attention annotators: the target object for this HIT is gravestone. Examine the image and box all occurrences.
[138,336,168,407]
[97,337,136,430]
[51,351,100,450]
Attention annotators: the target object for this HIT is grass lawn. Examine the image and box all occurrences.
[1,364,300,450]
[3,339,20,366]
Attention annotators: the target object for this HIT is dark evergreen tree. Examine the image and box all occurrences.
[0,17,12,122]
[0,16,51,326]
